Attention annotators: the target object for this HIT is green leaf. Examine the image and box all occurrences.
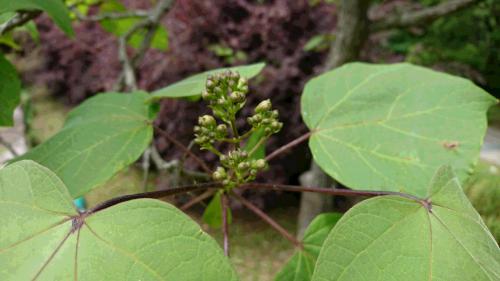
[302,62,498,197]
[203,191,232,228]
[15,92,154,198]
[99,0,168,50]
[244,128,266,160]
[312,166,500,281]
[0,53,21,126]
[303,34,335,52]
[0,160,238,280]
[0,0,74,36]
[275,213,342,281]
[150,62,266,101]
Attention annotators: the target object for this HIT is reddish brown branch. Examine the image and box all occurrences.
[240,183,423,202]
[88,182,220,213]
[231,192,303,249]
[221,193,230,256]
[265,131,312,162]
[155,125,212,173]
[180,189,216,211]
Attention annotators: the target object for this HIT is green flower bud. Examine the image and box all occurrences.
[271,110,279,118]
[229,91,245,103]
[262,118,271,125]
[254,159,267,170]
[194,126,201,133]
[206,79,215,89]
[238,77,248,87]
[222,179,230,186]
[199,115,216,127]
[216,124,227,134]
[255,99,272,113]
[214,86,223,95]
[212,167,227,181]
[201,90,211,100]
[264,127,272,135]
[238,162,250,171]
[220,155,228,163]
[239,85,249,94]
[217,98,226,105]
[240,151,248,158]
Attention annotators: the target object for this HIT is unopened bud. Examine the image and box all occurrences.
[216,124,227,134]
[254,159,266,170]
[199,115,216,127]
[255,99,272,113]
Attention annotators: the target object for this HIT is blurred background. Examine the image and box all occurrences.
[1,0,499,280]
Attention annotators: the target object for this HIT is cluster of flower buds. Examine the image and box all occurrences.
[194,115,227,148]
[201,70,249,122]
[212,149,267,186]
[247,99,283,136]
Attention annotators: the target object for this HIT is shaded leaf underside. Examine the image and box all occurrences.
[312,166,500,281]
[0,161,237,280]
[301,62,497,197]
[16,92,154,198]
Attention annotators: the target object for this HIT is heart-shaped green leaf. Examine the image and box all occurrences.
[149,62,266,101]
[16,92,154,198]
[0,160,237,280]
[0,53,20,126]
[312,166,500,281]
[0,0,74,36]
[275,213,342,281]
[302,62,497,196]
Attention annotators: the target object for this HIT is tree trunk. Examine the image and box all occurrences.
[297,0,371,238]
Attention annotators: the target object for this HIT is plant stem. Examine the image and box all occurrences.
[240,183,423,202]
[230,119,239,138]
[0,135,18,157]
[88,182,220,214]
[0,10,41,36]
[155,125,212,173]
[180,189,215,210]
[265,131,312,162]
[231,192,303,249]
[221,193,230,256]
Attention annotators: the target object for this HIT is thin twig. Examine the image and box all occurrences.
[0,10,41,36]
[75,10,149,21]
[370,0,479,32]
[155,125,212,174]
[150,144,210,180]
[180,189,215,210]
[221,193,230,256]
[240,183,423,202]
[141,146,152,191]
[248,136,267,156]
[265,131,312,162]
[88,182,220,213]
[231,192,303,249]
[0,135,18,157]
[114,0,174,91]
